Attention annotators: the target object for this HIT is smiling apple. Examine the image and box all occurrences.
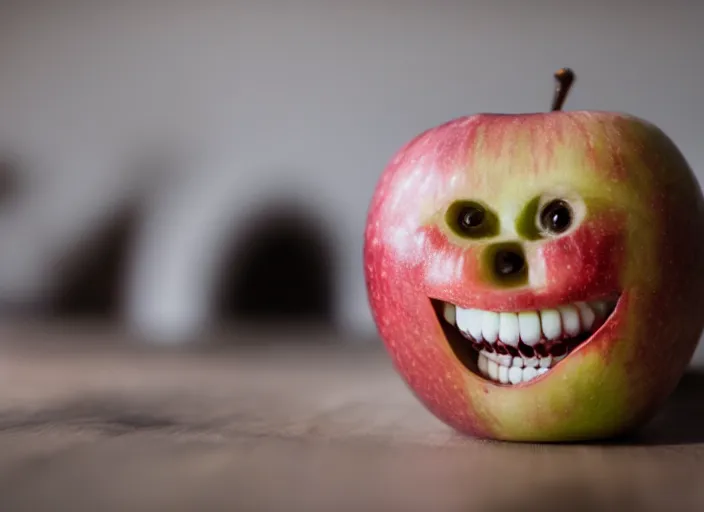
[364,69,704,442]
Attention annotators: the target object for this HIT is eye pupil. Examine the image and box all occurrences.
[446,200,496,239]
[459,206,484,231]
[540,199,572,234]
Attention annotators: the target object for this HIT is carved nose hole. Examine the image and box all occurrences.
[483,242,528,288]
[494,248,525,276]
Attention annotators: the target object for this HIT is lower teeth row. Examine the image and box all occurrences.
[482,351,564,369]
[478,352,552,384]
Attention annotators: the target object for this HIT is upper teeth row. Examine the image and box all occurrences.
[443,301,611,347]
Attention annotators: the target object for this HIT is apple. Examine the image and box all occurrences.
[364,69,704,442]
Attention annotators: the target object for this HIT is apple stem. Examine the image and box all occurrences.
[551,68,575,111]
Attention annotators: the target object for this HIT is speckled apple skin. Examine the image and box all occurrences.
[364,111,704,442]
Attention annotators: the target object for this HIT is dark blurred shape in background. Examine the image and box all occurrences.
[215,206,334,325]
[48,204,139,321]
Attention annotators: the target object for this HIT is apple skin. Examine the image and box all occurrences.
[364,111,704,442]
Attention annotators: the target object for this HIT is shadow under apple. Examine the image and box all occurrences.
[611,370,704,446]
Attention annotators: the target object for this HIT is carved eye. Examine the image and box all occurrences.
[539,199,573,234]
[446,200,498,239]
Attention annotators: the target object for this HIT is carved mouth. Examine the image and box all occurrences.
[432,297,619,385]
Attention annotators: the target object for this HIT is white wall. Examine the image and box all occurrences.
[0,0,703,358]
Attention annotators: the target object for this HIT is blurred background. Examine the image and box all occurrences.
[0,0,702,362]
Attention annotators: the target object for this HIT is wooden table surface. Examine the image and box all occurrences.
[0,322,702,511]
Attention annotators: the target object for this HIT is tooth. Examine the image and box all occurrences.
[575,302,595,331]
[512,357,523,368]
[539,356,553,368]
[482,351,497,363]
[456,308,484,340]
[487,360,499,381]
[522,367,538,382]
[481,311,500,343]
[508,366,523,385]
[497,354,512,367]
[484,351,506,364]
[523,357,538,368]
[540,309,562,340]
[553,353,566,363]
[499,365,509,384]
[478,353,489,375]
[537,368,548,376]
[558,305,581,336]
[518,311,541,346]
[443,303,456,325]
[498,312,520,346]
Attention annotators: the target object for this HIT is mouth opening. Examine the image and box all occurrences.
[431,297,619,386]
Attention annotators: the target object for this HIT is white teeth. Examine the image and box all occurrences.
[486,352,511,366]
[522,367,538,382]
[558,305,581,336]
[523,357,538,368]
[468,314,485,340]
[478,353,488,374]
[474,350,570,384]
[498,312,520,346]
[518,311,541,346]
[484,352,512,367]
[443,303,456,325]
[487,359,499,380]
[508,366,523,385]
[450,298,618,385]
[456,308,484,341]
[481,311,500,344]
[540,309,562,340]
[451,299,615,348]
[575,302,595,331]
